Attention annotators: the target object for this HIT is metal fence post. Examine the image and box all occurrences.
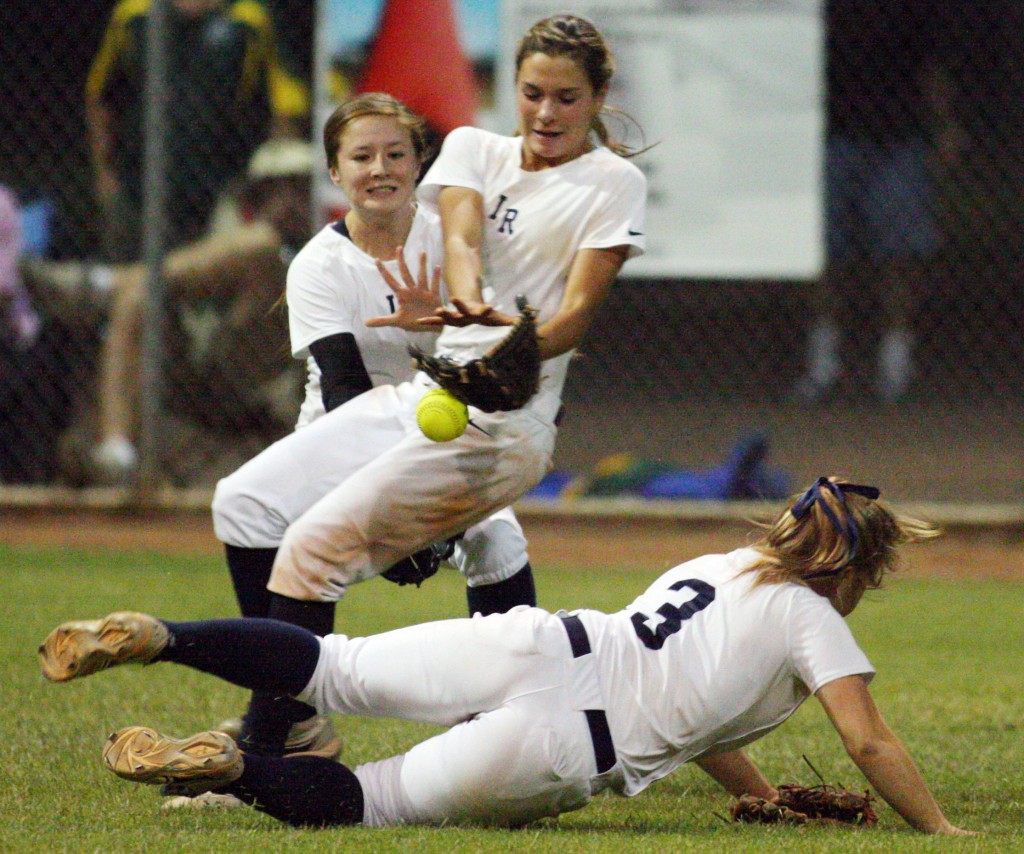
[135,0,169,503]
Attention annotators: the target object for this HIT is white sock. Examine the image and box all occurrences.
[92,436,138,470]
[878,328,914,401]
[807,319,840,387]
[87,265,116,294]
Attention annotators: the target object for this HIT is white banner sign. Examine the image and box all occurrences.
[499,1,824,279]
[313,0,823,279]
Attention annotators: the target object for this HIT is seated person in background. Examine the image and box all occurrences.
[23,138,314,485]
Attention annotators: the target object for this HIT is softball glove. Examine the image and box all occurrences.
[730,783,878,827]
[410,296,540,413]
[381,538,458,587]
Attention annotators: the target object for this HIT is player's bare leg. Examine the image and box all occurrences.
[91,265,144,481]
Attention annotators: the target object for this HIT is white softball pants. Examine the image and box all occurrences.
[212,374,557,601]
[298,607,615,826]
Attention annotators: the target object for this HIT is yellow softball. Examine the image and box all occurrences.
[416,389,469,442]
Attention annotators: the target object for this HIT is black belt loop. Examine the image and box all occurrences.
[561,613,591,657]
[584,710,616,774]
[560,615,616,774]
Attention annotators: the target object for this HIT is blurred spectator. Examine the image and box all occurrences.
[86,0,309,261]
[0,188,41,356]
[0,186,93,483]
[793,0,967,403]
[24,138,314,486]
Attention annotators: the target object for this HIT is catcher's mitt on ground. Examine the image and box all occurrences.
[730,783,878,827]
[381,537,458,587]
[410,295,540,413]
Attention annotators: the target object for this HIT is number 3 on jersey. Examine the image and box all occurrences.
[630,579,716,650]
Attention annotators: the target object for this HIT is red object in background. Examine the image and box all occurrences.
[359,0,478,133]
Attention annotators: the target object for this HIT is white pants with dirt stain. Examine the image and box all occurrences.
[298,607,613,827]
[212,373,557,600]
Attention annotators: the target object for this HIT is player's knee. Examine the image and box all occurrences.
[273,520,369,598]
[212,473,286,549]
[457,519,529,585]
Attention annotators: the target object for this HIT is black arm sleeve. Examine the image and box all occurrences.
[308,333,373,412]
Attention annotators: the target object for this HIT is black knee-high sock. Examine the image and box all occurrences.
[240,593,337,754]
[266,592,337,637]
[225,545,278,618]
[466,562,536,616]
[225,754,363,827]
[159,618,319,696]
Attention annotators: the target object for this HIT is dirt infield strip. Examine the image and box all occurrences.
[2,507,1021,583]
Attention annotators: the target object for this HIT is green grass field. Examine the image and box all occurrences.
[1,542,1020,852]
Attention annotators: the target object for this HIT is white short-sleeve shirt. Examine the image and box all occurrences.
[576,547,875,795]
[418,127,647,401]
[286,209,443,428]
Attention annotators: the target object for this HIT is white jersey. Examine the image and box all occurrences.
[217,129,645,606]
[303,553,873,826]
[575,547,875,796]
[287,209,443,428]
[418,126,646,401]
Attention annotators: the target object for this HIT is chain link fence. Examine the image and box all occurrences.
[0,0,312,489]
[1,1,1022,504]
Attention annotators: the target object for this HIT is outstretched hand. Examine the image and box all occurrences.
[366,248,444,331]
[435,297,517,328]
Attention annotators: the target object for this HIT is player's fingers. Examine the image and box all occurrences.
[430,265,442,295]
[366,313,443,330]
[417,252,429,288]
[395,246,416,288]
[480,311,517,327]
[374,259,402,294]
[434,307,470,326]
[450,297,490,317]
[450,299,513,326]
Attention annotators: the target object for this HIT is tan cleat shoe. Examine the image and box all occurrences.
[284,715,343,760]
[103,727,243,797]
[38,612,169,682]
[213,718,244,740]
[215,714,343,758]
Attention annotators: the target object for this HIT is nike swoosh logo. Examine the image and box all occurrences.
[628,229,643,236]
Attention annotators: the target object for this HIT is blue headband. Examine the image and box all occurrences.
[791,477,881,578]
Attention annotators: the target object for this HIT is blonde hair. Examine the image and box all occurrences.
[515,14,646,158]
[322,92,433,171]
[744,477,938,590]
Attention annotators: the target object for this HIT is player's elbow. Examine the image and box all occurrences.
[843,736,880,763]
[842,732,897,769]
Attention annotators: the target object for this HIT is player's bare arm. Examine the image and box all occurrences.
[694,749,777,800]
[816,675,972,835]
[437,185,484,299]
[434,185,519,326]
[366,248,444,330]
[534,244,629,360]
